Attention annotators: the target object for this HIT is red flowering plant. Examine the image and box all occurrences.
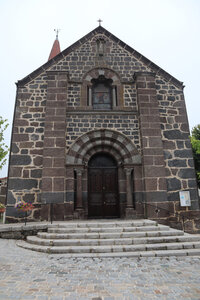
[15,201,34,212]
[0,203,5,213]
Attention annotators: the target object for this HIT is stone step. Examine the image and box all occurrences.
[47,225,168,234]
[27,234,200,247]
[17,240,200,255]
[16,219,200,257]
[17,240,200,257]
[47,219,157,229]
[38,229,183,240]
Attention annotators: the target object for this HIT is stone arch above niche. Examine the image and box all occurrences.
[66,129,141,166]
[83,68,121,85]
[91,34,110,43]
[90,34,111,56]
[81,68,123,108]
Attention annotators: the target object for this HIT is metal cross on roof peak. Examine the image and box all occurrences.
[97,19,103,26]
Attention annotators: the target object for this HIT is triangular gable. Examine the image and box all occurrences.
[17,26,183,89]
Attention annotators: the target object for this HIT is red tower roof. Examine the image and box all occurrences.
[48,38,61,61]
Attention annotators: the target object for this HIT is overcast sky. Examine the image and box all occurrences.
[0,0,200,177]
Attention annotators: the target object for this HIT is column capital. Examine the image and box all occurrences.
[75,168,84,176]
[124,168,133,176]
[76,168,83,210]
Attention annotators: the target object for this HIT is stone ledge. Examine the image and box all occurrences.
[0,219,156,239]
[66,110,138,114]
[0,222,50,239]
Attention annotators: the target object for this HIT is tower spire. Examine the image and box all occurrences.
[48,29,61,61]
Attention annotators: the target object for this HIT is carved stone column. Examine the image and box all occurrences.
[76,169,83,209]
[125,168,136,218]
[88,87,92,106]
[125,168,133,208]
[112,87,117,107]
[74,168,85,219]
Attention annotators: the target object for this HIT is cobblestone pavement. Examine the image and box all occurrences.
[0,239,200,299]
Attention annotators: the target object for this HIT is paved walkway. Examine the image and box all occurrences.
[0,239,200,300]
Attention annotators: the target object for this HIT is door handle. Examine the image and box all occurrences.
[102,186,105,190]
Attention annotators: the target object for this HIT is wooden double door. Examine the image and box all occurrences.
[88,153,119,218]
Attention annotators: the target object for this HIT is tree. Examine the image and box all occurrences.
[190,125,200,188]
[0,117,9,170]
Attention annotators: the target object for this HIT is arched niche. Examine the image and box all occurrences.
[81,68,123,108]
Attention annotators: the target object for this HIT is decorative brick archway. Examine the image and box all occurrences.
[66,129,142,218]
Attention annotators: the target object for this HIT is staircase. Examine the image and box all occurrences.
[17,219,200,257]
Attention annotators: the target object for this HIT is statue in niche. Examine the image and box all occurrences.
[97,39,105,56]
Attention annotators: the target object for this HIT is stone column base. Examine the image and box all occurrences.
[73,208,85,220]
[125,207,137,219]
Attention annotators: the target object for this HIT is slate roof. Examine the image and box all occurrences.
[17,26,183,89]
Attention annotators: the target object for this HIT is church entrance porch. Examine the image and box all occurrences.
[66,129,142,220]
[88,153,119,218]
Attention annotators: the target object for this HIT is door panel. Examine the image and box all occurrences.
[103,169,118,217]
[89,169,102,192]
[104,170,115,191]
[88,156,119,218]
[88,169,103,217]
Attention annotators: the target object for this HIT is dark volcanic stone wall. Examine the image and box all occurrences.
[6,76,46,221]
[50,34,149,80]
[156,76,199,216]
[66,113,140,148]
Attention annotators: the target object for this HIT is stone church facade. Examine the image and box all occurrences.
[6,26,200,230]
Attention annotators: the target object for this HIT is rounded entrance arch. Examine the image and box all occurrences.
[88,153,119,218]
[66,129,142,219]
